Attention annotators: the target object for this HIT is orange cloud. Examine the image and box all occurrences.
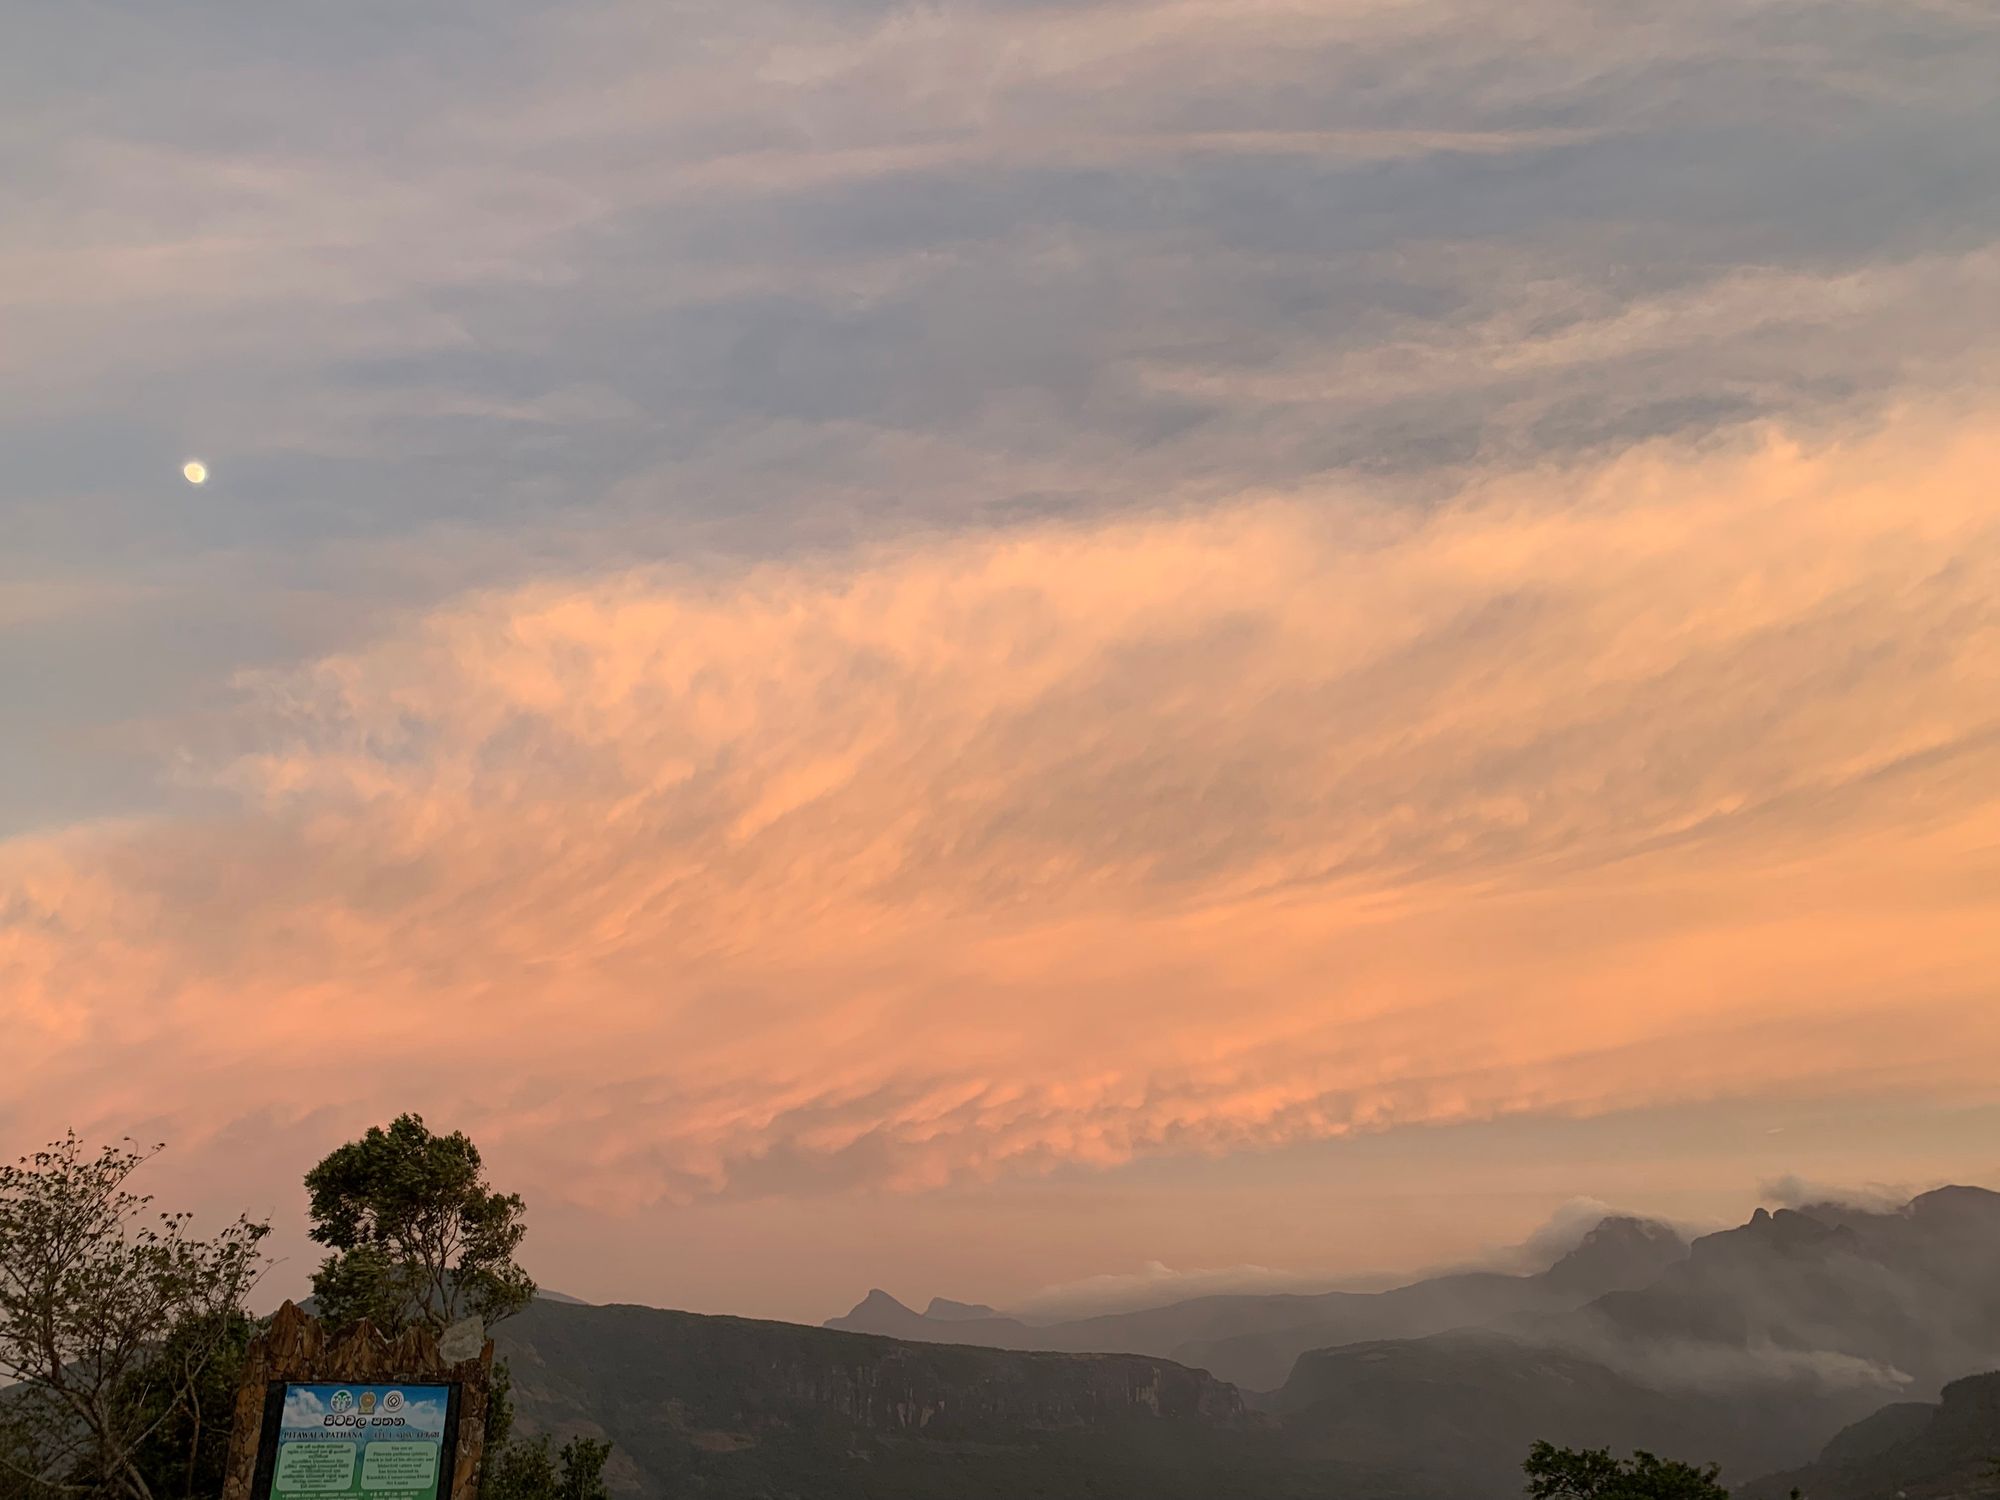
[3,405,1997,1211]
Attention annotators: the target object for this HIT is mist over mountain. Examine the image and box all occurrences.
[1012,1263,1375,1323]
[829,1211,1690,1390]
[1742,1370,2000,1500]
[1258,1185,2000,1494]
[503,1186,2000,1498]
[1269,1329,1878,1498]
[1552,1187,2000,1393]
[1185,1214,1692,1391]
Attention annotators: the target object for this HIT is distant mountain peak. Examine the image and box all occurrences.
[1715,1204,1856,1255]
[925,1297,1000,1321]
[1905,1183,2000,1221]
[825,1288,1036,1343]
[1541,1214,1687,1294]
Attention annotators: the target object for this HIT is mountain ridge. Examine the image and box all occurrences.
[497,1186,2000,1499]
[1741,1369,2000,1500]
[493,1299,1368,1499]
[828,1211,1690,1389]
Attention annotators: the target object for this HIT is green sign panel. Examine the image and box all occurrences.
[270,1384,450,1500]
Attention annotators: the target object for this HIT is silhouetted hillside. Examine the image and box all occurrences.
[1743,1369,2000,1500]
[830,1213,1688,1389]
[1256,1188,2000,1496]
[505,1189,2000,1499]
[1184,1216,1689,1389]
[494,1299,1374,1499]
[826,1290,1040,1351]
[1559,1189,2000,1393]
[1268,1327,1885,1497]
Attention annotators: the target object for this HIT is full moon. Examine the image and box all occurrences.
[183,460,208,485]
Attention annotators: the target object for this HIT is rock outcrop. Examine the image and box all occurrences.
[496,1298,1285,1498]
[1744,1369,2000,1500]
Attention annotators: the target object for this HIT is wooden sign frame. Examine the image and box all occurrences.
[221,1303,493,1500]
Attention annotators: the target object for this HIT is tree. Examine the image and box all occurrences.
[303,1116,568,1500]
[304,1115,534,1335]
[1524,1441,1732,1500]
[478,1437,610,1500]
[0,1135,267,1500]
[118,1309,256,1500]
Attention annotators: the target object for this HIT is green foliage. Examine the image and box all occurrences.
[0,1410,47,1500]
[302,1116,561,1500]
[0,1135,267,1500]
[1523,1440,1731,1500]
[121,1309,255,1500]
[116,1312,254,1500]
[479,1437,611,1500]
[304,1114,534,1336]
[484,1357,515,1454]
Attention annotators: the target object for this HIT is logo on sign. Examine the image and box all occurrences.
[359,1393,377,1415]
[329,1390,354,1414]
[383,1391,404,1413]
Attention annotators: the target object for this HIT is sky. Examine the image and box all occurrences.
[3,0,1998,1325]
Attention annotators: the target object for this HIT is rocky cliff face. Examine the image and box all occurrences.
[735,1331,1247,1434]
[1576,1188,2000,1394]
[1541,1215,1689,1297]
[495,1298,1269,1499]
[1743,1369,2000,1500]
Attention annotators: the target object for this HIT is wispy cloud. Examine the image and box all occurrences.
[4,0,1999,1311]
[5,403,1996,1210]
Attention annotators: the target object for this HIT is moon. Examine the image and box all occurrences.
[183,460,208,485]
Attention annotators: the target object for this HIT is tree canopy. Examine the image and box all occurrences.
[480,1436,610,1500]
[0,1119,595,1500]
[1523,1441,1732,1500]
[0,1135,267,1500]
[304,1114,534,1336]
[303,1115,573,1497]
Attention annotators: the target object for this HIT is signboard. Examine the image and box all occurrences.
[257,1383,458,1500]
[221,1303,490,1500]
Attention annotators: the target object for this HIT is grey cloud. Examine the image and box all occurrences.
[1760,1175,1923,1214]
[4,0,2000,833]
